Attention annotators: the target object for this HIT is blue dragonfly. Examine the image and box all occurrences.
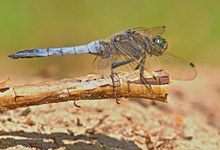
[9,26,197,103]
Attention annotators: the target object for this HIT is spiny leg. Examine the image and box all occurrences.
[111,58,135,104]
[110,70,120,104]
[139,52,154,95]
[140,69,154,95]
[136,60,158,81]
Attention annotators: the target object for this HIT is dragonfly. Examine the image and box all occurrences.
[8,26,197,103]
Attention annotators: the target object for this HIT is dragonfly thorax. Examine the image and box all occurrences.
[99,41,113,58]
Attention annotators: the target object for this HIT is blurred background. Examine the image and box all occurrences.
[1,1,220,149]
[0,0,219,80]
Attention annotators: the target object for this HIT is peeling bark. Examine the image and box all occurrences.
[0,70,169,112]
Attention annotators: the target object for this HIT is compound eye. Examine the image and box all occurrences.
[153,35,167,49]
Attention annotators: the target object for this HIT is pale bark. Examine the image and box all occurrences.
[0,70,169,112]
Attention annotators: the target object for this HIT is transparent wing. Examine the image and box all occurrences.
[93,54,140,72]
[145,52,197,81]
[133,26,166,38]
[92,54,120,70]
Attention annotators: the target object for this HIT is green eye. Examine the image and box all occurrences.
[153,35,167,49]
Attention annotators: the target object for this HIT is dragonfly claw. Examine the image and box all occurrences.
[74,101,81,108]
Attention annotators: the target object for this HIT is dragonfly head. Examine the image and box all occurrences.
[152,35,168,56]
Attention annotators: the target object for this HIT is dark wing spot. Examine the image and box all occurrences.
[189,62,195,68]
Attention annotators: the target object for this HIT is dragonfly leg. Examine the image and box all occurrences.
[134,63,140,70]
[110,71,120,104]
[111,58,135,104]
[139,52,154,95]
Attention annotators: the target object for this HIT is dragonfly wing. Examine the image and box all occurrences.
[133,26,166,38]
[145,52,197,81]
[92,54,120,70]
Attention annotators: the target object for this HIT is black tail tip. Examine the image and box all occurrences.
[8,54,13,58]
[8,53,18,59]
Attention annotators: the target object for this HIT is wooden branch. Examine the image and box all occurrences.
[0,70,169,112]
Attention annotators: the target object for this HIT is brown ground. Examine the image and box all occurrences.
[0,67,220,150]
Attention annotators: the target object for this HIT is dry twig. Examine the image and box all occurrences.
[0,70,169,112]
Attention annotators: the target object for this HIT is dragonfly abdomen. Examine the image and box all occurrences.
[8,41,101,59]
